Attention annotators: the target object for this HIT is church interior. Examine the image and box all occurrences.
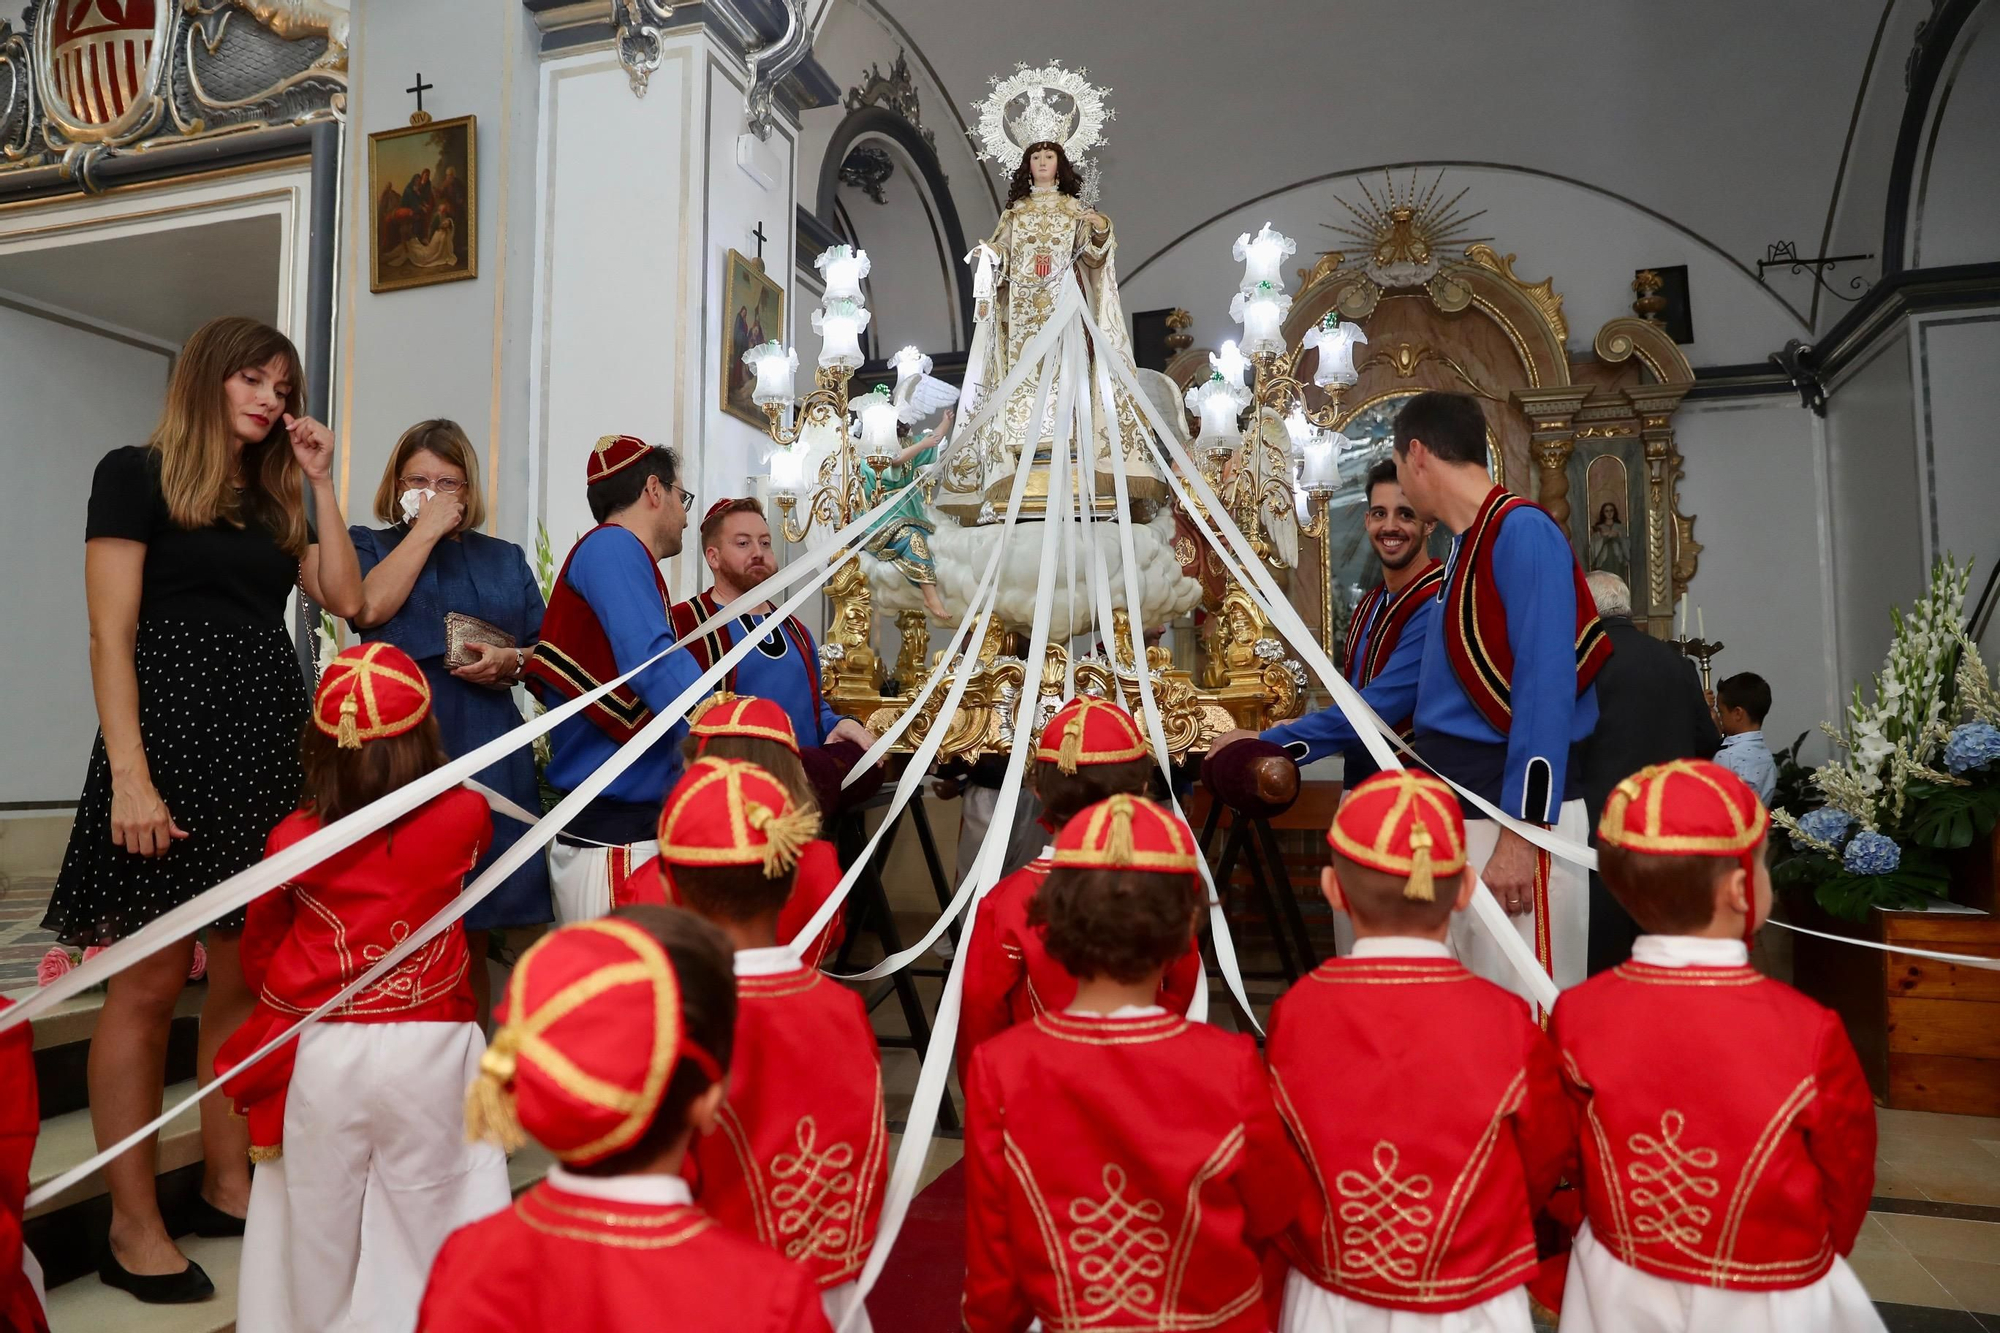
[1,1,1998,1330]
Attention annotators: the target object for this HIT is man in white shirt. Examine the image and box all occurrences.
[1713,671,1778,803]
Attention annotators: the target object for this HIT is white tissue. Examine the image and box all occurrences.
[399,487,436,522]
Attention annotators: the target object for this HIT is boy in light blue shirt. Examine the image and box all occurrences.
[1713,671,1778,803]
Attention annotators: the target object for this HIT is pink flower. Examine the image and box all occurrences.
[188,940,208,982]
[81,945,107,965]
[36,946,75,987]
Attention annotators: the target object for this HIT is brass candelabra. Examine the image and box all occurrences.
[763,364,867,542]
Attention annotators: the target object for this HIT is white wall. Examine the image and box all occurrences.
[1673,398,1838,755]
[1912,309,2000,633]
[1824,328,1926,695]
[336,0,542,548]
[1117,164,1807,370]
[1911,14,2000,270]
[0,305,168,804]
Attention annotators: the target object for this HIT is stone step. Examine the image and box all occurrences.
[12,984,204,1119]
[43,1234,240,1333]
[28,1079,204,1222]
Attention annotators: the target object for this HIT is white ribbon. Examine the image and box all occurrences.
[25,547,862,1210]
[1764,917,2000,971]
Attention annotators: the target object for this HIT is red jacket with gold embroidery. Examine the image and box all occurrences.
[1265,956,1572,1313]
[962,1011,1305,1333]
[957,860,1203,1075]
[615,840,847,969]
[417,1182,831,1332]
[0,997,49,1333]
[217,788,492,1155]
[1549,960,1876,1290]
[685,964,886,1288]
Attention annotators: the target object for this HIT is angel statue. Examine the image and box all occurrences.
[857,355,960,619]
[941,63,1168,514]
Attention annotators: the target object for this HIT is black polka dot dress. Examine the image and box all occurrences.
[43,448,312,947]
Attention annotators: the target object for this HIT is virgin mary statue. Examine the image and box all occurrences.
[935,64,1169,518]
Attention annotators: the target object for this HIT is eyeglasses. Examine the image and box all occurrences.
[673,486,694,511]
[401,474,465,494]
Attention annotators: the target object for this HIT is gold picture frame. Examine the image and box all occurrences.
[368,115,477,293]
[721,248,785,427]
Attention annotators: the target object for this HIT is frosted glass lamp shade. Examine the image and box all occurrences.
[1301,435,1339,491]
[1185,374,1247,448]
[1283,407,1312,452]
[857,387,900,464]
[1230,283,1292,356]
[1303,317,1366,389]
[891,346,932,392]
[1233,222,1295,291]
[815,245,871,303]
[813,298,870,371]
[1210,340,1249,391]
[743,341,797,407]
[768,446,806,495]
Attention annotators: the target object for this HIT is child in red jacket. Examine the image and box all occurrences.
[1266,770,1572,1333]
[0,996,49,1332]
[615,694,845,966]
[958,696,1200,1072]
[962,794,1304,1333]
[1552,759,1882,1333]
[220,643,510,1333]
[423,906,831,1333]
[663,757,888,1330]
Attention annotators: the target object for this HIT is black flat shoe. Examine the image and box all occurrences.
[97,1250,214,1304]
[186,1194,247,1238]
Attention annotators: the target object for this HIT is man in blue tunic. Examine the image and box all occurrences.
[1214,393,1608,1009]
[668,498,876,753]
[525,435,705,923]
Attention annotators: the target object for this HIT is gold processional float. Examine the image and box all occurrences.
[740,66,1704,765]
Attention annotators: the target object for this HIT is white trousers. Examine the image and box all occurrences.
[956,787,1045,885]
[1449,799,1589,1014]
[1559,1223,1885,1333]
[548,838,655,925]
[821,1280,876,1332]
[237,1022,512,1333]
[1277,1268,1532,1333]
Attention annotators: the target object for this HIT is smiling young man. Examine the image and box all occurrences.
[1248,459,1443,784]
[668,498,875,753]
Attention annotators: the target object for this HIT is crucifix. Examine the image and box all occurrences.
[751,220,769,269]
[407,72,434,127]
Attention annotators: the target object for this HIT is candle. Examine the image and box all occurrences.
[1677,594,1687,639]
[1697,606,1705,641]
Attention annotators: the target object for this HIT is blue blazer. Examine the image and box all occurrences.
[348,524,543,661]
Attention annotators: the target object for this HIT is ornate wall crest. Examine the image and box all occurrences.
[1311,169,1495,315]
[0,0,345,191]
[842,48,933,152]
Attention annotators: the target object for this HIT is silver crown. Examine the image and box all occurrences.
[972,62,1112,164]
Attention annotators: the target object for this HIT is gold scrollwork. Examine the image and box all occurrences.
[1464,244,1568,345]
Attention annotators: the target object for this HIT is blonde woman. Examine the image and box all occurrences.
[43,316,361,1303]
[350,420,549,1014]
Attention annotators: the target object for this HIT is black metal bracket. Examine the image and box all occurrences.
[1758,241,1874,304]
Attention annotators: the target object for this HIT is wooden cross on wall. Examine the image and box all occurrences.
[407,72,434,127]
[751,220,768,270]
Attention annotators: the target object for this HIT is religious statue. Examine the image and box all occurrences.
[859,402,955,621]
[942,63,1166,513]
[1589,500,1629,582]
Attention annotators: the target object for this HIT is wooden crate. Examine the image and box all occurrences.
[1786,831,2000,1116]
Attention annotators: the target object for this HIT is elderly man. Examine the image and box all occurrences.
[668,497,875,751]
[1574,570,1721,972]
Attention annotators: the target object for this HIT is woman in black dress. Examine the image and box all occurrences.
[44,316,362,1303]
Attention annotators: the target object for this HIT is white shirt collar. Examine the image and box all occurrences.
[1349,937,1453,960]
[1720,730,1766,748]
[546,1163,693,1206]
[1061,1004,1167,1019]
[734,945,799,977]
[1631,935,1749,968]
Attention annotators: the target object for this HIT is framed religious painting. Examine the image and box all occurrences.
[722,249,785,427]
[369,115,478,293]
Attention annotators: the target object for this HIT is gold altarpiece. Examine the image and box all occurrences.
[1169,243,1701,646]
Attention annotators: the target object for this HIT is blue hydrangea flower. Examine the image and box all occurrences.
[1944,721,2000,776]
[1797,807,1855,850]
[1842,830,1901,876]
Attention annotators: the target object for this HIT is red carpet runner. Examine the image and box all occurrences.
[865,1158,966,1331]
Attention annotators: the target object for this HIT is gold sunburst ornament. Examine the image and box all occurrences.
[1323,169,1492,290]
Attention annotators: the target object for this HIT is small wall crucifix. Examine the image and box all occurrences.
[407,72,434,127]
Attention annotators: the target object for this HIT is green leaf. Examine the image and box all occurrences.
[1905,780,2000,849]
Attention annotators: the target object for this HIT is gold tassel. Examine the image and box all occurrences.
[1058,712,1085,775]
[464,1032,527,1151]
[749,804,820,877]
[336,695,362,750]
[247,1144,283,1164]
[1104,794,1136,865]
[1403,824,1435,902]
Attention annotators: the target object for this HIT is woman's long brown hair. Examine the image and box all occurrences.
[151,316,310,556]
[1005,140,1083,209]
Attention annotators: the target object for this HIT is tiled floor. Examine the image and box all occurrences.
[0,875,57,991]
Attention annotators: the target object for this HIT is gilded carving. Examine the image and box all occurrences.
[1463,245,1568,345]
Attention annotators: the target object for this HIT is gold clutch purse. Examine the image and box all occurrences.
[443,611,515,669]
